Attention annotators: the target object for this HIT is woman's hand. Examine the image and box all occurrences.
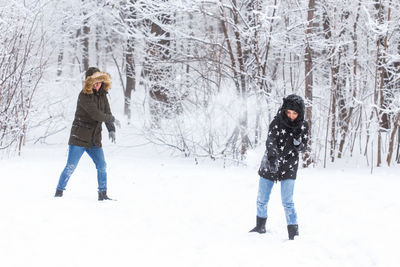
[293,127,302,146]
[109,131,116,143]
[260,152,279,174]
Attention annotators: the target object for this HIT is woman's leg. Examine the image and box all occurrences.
[86,146,107,192]
[256,177,275,219]
[56,145,85,191]
[280,179,297,225]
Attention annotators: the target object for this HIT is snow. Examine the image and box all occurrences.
[1,66,398,266]
[1,134,399,267]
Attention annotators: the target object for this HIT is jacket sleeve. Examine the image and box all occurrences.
[265,118,279,160]
[79,93,114,123]
[104,96,116,133]
[294,121,309,153]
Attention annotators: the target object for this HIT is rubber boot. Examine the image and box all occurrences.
[54,189,63,197]
[287,224,299,240]
[98,191,112,201]
[249,216,267,234]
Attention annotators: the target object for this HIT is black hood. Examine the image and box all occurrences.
[277,94,305,129]
[281,94,305,120]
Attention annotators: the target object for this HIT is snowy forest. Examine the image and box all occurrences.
[2,2,400,266]
[1,0,400,167]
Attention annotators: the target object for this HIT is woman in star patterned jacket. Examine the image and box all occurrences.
[250,94,309,240]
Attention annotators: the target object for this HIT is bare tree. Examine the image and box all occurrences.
[82,0,90,71]
[0,1,49,155]
[120,0,137,121]
[303,0,316,167]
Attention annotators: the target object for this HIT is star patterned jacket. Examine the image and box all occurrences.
[258,110,309,181]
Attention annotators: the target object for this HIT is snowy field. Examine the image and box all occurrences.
[1,133,399,267]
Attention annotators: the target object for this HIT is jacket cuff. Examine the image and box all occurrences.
[105,114,115,123]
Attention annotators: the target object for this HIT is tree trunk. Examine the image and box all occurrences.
[322,9,336,162]
[231,0,249,158]
[338,1,361,158]
[56,43,64,79]
[82,6,90,71]
[218,1,240,93]
[303,0,315,167]
[57,22,65,79]
[252,0,265,146]
[377,0,392,131]
[387,115,399,166]
[95,25,101,67]
[396,126,400,164]
[261,0,278,93]
[375,0,392,166]
[125,38,135,121]
[123,1,136,122]
[142,1,175,126]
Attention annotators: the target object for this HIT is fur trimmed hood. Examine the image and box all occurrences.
[82,71,111,94]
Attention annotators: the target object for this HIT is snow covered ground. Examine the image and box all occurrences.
[1,131,399,267]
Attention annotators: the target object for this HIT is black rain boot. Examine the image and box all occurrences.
[98,191,112,201]
[249,216,267,234]
[54,189,63,197]
[287,224,299,240]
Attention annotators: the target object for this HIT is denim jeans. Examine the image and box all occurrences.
[256,177,298,225]
[56,145,107,192]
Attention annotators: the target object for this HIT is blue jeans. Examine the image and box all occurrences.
[56,145,107,192]
[256,177,298,225]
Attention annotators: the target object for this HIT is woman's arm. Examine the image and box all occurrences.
[104,96,116,132]
[293,121,309,153]
[265,118,279,159]
[258,118,280,175]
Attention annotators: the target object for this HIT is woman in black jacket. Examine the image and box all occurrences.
[54,67,120,201]
[250,94,309,240]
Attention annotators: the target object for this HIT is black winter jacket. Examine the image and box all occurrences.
[258,109,309,181]
[68,72,115,148]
